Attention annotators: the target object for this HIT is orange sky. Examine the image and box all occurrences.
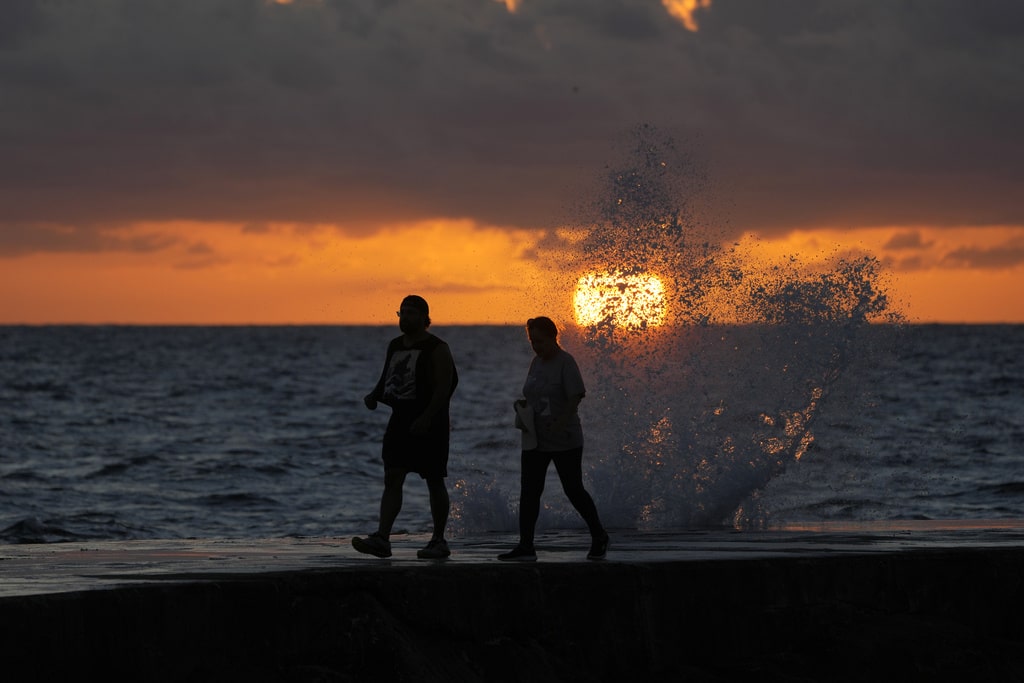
[2,220,1021,325]
[733,226,1024,324]
[2,1,1021,325]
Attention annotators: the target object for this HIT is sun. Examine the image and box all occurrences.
[573,271,668,329]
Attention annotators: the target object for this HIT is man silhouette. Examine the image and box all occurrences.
[353,295,458,559]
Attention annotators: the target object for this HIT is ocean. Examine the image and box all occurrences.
[1,323,1021,545]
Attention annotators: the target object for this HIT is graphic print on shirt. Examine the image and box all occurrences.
[383,349,420,402]
[524,373,552,416]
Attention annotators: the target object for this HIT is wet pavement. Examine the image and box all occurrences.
[3,519,1024,599]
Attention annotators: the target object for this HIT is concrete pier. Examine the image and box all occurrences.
[2,523,1024,681]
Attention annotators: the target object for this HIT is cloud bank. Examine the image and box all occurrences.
[1,0,1022,255]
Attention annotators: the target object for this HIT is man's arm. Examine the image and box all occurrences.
[551,392,583,431]
[551,354,585,430]
[364,351,390,410]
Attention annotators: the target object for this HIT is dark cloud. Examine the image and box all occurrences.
[0,0,1021,254]
[186,241,215,256]
[0,223,178,256]
[174,240,226,269]
[241,222,271,235]
[884,231,933,250]
[891,255,925,272]
[942,242,1024,270]
[0,0,46,48]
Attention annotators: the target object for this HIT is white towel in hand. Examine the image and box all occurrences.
[514,399,537,451]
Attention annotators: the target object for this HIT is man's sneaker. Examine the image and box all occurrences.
[587,532,609,560]
[497,544,537,562]
[417,538,451,559]
[352,532,392,558]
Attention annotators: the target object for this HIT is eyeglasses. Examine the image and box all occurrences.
[396,309,423,318]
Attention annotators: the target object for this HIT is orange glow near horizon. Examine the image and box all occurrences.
[0,220,541,325]
[1,221,1023,325]
[573,271,667,329]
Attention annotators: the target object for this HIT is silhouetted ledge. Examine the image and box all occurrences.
[3,547,1024,682]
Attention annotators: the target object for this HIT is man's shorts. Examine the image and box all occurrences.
[382,411,449,478]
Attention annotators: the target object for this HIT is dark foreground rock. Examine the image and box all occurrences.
[3,548,1024,682]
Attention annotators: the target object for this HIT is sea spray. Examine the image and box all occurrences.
[451,125,900,534]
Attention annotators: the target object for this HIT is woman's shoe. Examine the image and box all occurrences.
[497,544,537,562]
[587,532,609,560]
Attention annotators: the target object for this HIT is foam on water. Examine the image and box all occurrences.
[452,125,901,533]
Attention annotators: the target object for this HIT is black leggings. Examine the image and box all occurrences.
[518,447,604,545]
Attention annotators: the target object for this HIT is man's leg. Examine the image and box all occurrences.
[425,476,450,540]
[378,468,408,537]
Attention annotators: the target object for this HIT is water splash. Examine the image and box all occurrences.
[569,126,900,529]
[456,124,901,532]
